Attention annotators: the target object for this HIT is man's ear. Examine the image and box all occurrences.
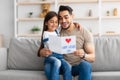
[71,13,74,18]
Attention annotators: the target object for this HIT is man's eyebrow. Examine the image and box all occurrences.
[59,15,68,18]
[64,15,68,17]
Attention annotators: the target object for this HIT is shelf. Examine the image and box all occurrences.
[93,33,100,37]
[18,34,41,37]
[102,0,120,2]
[17,18,44,21]
[102,33,120,36]
[17,17,99,21]
[74,17,99,20]
[102,16,120,19]
[17,1,54,5]
[17,33,116,37]
[59,0,98,4]
[14,0,120,38]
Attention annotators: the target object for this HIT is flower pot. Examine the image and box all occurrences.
[32,31,40,34]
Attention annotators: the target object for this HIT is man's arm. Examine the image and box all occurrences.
[74,43,95,63]
[83,43,95,62]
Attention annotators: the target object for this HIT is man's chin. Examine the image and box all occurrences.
[62,26,70,30]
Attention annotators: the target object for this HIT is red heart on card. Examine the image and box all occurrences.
[65,38,71,43]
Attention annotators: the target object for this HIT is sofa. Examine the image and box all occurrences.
[0,36,120,80]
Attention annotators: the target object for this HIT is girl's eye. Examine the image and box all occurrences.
[50,21,54,23]
[55,21,58,23]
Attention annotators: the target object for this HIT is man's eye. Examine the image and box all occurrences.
[59,17,62,20]
[65,17,69,19]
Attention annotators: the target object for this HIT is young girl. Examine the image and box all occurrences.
[38,11,72,80]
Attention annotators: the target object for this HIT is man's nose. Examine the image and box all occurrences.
[62,18,66,22]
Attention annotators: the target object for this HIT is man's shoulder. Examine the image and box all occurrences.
[74,25,85,33]
[74,26,92,38]
[76,26,90,34]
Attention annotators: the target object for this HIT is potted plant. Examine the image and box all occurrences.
[31,26,41,34]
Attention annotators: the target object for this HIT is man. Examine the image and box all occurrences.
[58,5,95,80]
[39,5,95,80]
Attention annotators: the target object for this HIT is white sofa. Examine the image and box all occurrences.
[0,36,120,80]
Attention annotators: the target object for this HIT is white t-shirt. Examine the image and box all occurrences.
[43,31,58,49]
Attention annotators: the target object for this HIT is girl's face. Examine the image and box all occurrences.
[46,16,58,32]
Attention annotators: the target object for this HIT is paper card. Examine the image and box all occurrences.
[49,36,76,54]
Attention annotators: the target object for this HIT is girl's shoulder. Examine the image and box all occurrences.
[43,31,57,37]
[43,31,49,39]
[43,31,52,35]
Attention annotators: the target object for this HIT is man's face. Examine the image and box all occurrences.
[58,10,73,29]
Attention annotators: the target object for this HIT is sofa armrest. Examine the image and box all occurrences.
[0,48,7,70]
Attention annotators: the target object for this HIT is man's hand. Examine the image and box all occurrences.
[74,23,82,30]
[74,43,95,62]
[74,49,85,58]
[40,48,52,57]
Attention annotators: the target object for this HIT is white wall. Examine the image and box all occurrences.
[0,0,14,47]
[0,0,120,47]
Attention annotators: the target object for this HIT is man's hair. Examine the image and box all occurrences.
[58,5,73,15]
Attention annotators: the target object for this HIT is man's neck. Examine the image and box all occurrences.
[66,23,75,32]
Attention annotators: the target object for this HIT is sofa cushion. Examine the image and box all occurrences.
[0,70,46,80]
[92,36,120,71]
[0,48,7,70]
[8,38,44,70]
[92,71,120,80]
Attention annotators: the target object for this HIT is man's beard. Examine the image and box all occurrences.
[62,22,71,30]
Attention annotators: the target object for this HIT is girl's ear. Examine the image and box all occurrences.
[45,22,48,26]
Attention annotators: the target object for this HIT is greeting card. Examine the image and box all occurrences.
[49,36,76,54]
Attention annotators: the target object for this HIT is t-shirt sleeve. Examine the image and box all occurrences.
[82,27,94,44]
[43,32,49,48]
[43,32,48,40]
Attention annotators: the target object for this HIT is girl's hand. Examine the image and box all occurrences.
[40,48,52,57]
